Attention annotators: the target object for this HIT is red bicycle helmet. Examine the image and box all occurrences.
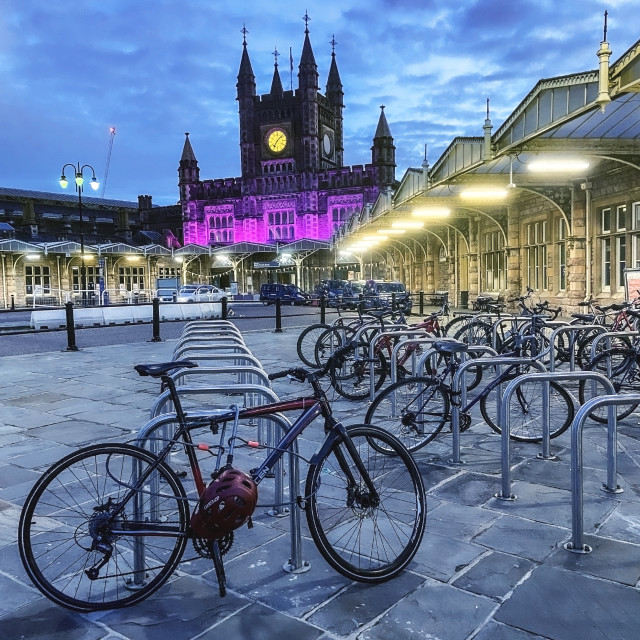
[190,468,258,540]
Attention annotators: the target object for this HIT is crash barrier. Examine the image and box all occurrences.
[566,393,640,554]
[497,371,615,500]
[30,300,224,330]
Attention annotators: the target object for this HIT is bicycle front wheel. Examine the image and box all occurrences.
[364,376,449,452]
[305,424,426,583]
[19,443,189,612]
[578,348,640,422]
[479,376,574,442]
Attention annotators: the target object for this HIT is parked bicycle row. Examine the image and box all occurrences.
[294,288,640,454]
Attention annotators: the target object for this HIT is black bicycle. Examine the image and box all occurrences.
[364,339,574,453]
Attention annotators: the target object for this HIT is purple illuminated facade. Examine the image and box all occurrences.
[178,23,396,247]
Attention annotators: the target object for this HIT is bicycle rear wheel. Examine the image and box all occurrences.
[331,346,387,400]
[479,376,574,442]
[305,424,426,583]
[315,327,355,368]
[364,376,449,453]
[453,320,493,347]
[19,443,189,612]
[296,323,330,367]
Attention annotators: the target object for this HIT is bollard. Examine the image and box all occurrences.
[391,292,397,312]
[222,297,228,320]
[150,298,162,342]
[419,291,424,316]
[275,297,283,333]
[11,294,15,311]
[320,294,326,324]
[64,302,78,351]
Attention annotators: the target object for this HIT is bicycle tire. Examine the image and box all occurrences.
[578,348,640,423]
[19,443,189,612]
[331,346,387,400]
[305,424,426,583]
[442,315,473,337]
[314,326,355,368]
[576,332,632,369]
[296,323,331,367]
[452,320,493,347]
[479,376,574,442]
[364,376,449,452]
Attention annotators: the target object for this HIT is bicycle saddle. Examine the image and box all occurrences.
[433,340,468,355]
[570,313,594,322]
[134,360,198,377]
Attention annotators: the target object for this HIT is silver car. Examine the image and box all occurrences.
[176,285,227,303]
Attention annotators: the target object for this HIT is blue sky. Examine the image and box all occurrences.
[1,0,638,205]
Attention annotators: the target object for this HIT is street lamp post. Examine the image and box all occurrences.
[60,163,99,305]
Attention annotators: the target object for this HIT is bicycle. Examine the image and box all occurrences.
[364,335,574,453]
[577,334,640,422]
[18,348,426,613]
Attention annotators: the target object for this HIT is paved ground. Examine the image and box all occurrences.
[1,319,640,639]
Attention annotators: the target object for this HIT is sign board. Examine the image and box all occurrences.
[624,268,640,301]
[230,282,238,295]
[254,261,279,269]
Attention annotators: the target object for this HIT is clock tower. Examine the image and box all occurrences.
[236,16,344,178]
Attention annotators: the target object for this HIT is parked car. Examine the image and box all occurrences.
[176,284,227,303]
[156,288,177,303]
[341,280,366,310]
[260,283,311,305]
[363,280,413,314]
[314,279,348,307]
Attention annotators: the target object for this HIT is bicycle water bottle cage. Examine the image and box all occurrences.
[190,467,258,540]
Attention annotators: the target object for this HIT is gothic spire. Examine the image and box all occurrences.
[326,34,343,104]
[270,47,283,94]
[237,25,256,98]
[299,12,317,75]
[181,132,197,163]
[374,105,392,139]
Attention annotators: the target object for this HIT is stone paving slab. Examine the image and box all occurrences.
[2,325,640,639]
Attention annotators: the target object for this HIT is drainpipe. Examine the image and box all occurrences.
[582,181,593,299]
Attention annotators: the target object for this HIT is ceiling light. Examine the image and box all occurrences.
[411,207,451,217]
[391,220,425,229]
[528,159,590,173]
[460,188,509,199]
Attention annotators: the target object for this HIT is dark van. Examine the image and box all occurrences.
[259,283,311,305]
[363,280,413,314]
[314,279,348,307]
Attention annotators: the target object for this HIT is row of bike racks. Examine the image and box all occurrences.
[132,319,309,575]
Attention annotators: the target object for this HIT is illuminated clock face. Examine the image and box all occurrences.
[267,129,287,153]
[323,132,332,155]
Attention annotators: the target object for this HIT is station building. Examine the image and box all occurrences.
[1,24,639,311]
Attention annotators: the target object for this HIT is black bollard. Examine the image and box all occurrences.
[150,298,162,342]
[10,294,15,311]
[274,296,283,333]
[222,297,228,320]
[358,293,364,316]
[64,302,78,351]
[419,291,424,316]
[391,292,397,312]
[320,294,326,324]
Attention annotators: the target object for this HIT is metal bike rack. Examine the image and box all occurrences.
[450,355,541,464]
[173,343,252,360]
[547,324,605,371]
[364,328,425,399]
[566,393,640,554]
[174,334,246,351]
[169,352,263,369]
[131,409,309,576]
[497,371,615,501]
[388,336,456,384]
[170,366,270,388]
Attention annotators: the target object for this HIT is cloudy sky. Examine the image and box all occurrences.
[1,0,638,206]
